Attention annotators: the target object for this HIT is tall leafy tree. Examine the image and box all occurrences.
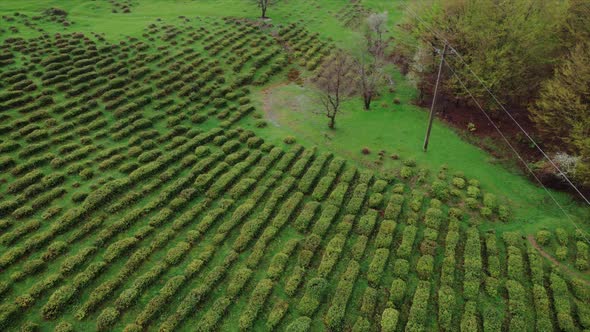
[530,42,590,185]
[402,0,566,110]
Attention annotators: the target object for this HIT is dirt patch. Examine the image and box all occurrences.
[261,81,290,127]
[527,234,590,286]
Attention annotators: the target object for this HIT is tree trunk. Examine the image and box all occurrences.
[363,94,372,110]
[328,115,335,129]
[261,6,267,18]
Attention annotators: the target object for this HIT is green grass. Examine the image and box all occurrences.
[247,77,589,233]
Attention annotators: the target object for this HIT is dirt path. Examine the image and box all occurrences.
[260,80,290,127]
[527,234,590,286]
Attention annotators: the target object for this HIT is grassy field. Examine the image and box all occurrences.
[0,0,589,331]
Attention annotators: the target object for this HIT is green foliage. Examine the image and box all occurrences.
[325,260,360,330]
[374,220,396,249]
[424,207,443,230]
[238,278,274,331]
[285,266,305,296]
[556,228,569,245]
[266,300,289,330]
[536,230,551,246]
[430,180,449,201]
[393,259,410,279]
[416,255,434,280]
[368,193,383,208]
[405,281,430,332]
[356,210,378,236]
[381,308,399,332]
[408,0,566,108]
[384,194,404,220]
[530,39,590,186]
[267,253,289,280]
[351,236,368,260]
[297,278,327,316]
[389,278,406,305]
[367,249,389,285]
[575,241,589,271]
[463,227,482,300]
[286,317,311,332]
[97,307,119,331]
[54,322,74,332]
[317,235,346,278]
[397,226,417,258]
[438,286,455,330]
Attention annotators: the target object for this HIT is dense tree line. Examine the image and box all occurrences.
[400,0,590,187]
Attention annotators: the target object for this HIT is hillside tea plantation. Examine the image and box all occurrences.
[0,1,589,331]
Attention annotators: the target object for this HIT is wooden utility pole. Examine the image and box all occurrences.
[423,43,448,152]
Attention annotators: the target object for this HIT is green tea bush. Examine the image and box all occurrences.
[286,317,311,332]
[285,266,305,296]
[297,277,327,316]
[465,197,478,210]
[267,253,289,280]
[467,186,480,198]
[325,260,359,330]
[351,236,368,260]
[536,230,551,246]
[356,210,378,236]
[97,307,119,331]
[392,259,409,279]
[367,249,389,285]
[431,180,449,201]
[483,193,497,210]
[42,285,76,319]
[405,281,430,332]
[372,179,388,192]
[368,193,383,208]
[437,286,455,330]
[311,204,339,236]
[294,201,320,232]
[397,226,417,258]
[400,166,413,179]
[381,308,399,332]
[298,153,331,193]
[532,285,553,332]
[463,227,482,300]
[266,300,289,330]
[555,228,568,245]
[452,177,465,189]
[416,255,434,280]
[346,183,368,214]
[576,241,589,271]
[317,235,346,278]
[312,176,336,201]
[374,220,396,249]
[384,194,404,220]
[424,207,443,230]
[238,278,273,330]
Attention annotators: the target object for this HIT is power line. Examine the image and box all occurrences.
[443,58,590,244]
[400,1,590,208]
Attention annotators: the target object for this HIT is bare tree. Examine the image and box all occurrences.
[366,12,388,58]
[311,51,357,129]
[355,12,389,110]
[258,0,270,19]
[355,52,386,110]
